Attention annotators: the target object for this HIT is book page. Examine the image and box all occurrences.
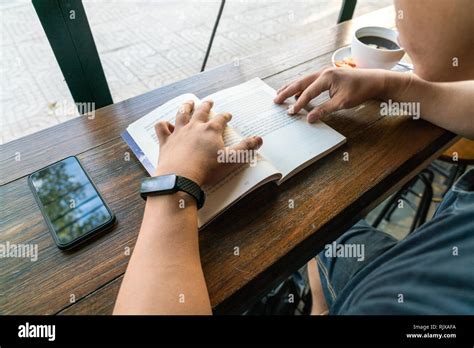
[198,159,280,228]
[124,92,281,227]
[205,78,346,182]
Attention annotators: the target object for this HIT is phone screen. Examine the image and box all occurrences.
[29,157,113,248]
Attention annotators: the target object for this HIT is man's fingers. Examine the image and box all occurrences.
[276,83,290,94]
[193,100,214,122]
[307,98,341,123]
[274,72,321,104]
[290,77,330,115]
[273,82,302,104]
[229,136,263,152]
[222,136,262,171]
[154,121,173,143]
[209,112,232,132]
[175,100,194,129]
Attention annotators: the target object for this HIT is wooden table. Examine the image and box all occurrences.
[0,6,457,315]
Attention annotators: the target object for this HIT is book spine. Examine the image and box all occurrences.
[121,130,155,176]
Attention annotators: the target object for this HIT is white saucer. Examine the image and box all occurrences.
[331,46,413,72]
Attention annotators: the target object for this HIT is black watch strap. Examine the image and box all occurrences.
[140,174,206,209]
[175,175,205,209]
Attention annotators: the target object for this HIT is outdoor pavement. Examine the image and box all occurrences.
[0,0,390,144]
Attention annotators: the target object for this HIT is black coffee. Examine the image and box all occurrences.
[358,36,400,50]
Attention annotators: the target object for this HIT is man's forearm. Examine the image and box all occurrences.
[381,71,474,139]
[113,99,261,315]
[114,193,212,315]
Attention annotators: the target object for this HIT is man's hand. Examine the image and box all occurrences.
[274,68,390,123]
[154,100,263,186]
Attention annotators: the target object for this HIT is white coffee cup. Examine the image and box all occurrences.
[351,26,404,70]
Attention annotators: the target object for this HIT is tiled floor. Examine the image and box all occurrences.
[0,0,391,144]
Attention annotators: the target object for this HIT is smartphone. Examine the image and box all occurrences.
[28,156,115,250]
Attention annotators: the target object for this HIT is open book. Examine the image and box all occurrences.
[122,78,346,228]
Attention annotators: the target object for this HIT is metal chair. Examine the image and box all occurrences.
[372,139,474,233]
[434,138,474,196]
[372,169,434,234]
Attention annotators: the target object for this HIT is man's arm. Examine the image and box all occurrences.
[274,68,474,139]
[113,192,211,315]
[383,73,474,139]
[113,100,262,314]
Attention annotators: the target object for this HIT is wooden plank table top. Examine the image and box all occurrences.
[0,6,457,315]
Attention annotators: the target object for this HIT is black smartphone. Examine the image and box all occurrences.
[28,156,115,250]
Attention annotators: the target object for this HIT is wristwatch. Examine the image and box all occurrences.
[140,174,206,209]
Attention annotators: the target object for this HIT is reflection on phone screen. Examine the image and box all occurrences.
[30,157,112,246]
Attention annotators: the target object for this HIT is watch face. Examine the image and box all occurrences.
[142,174,177,193]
